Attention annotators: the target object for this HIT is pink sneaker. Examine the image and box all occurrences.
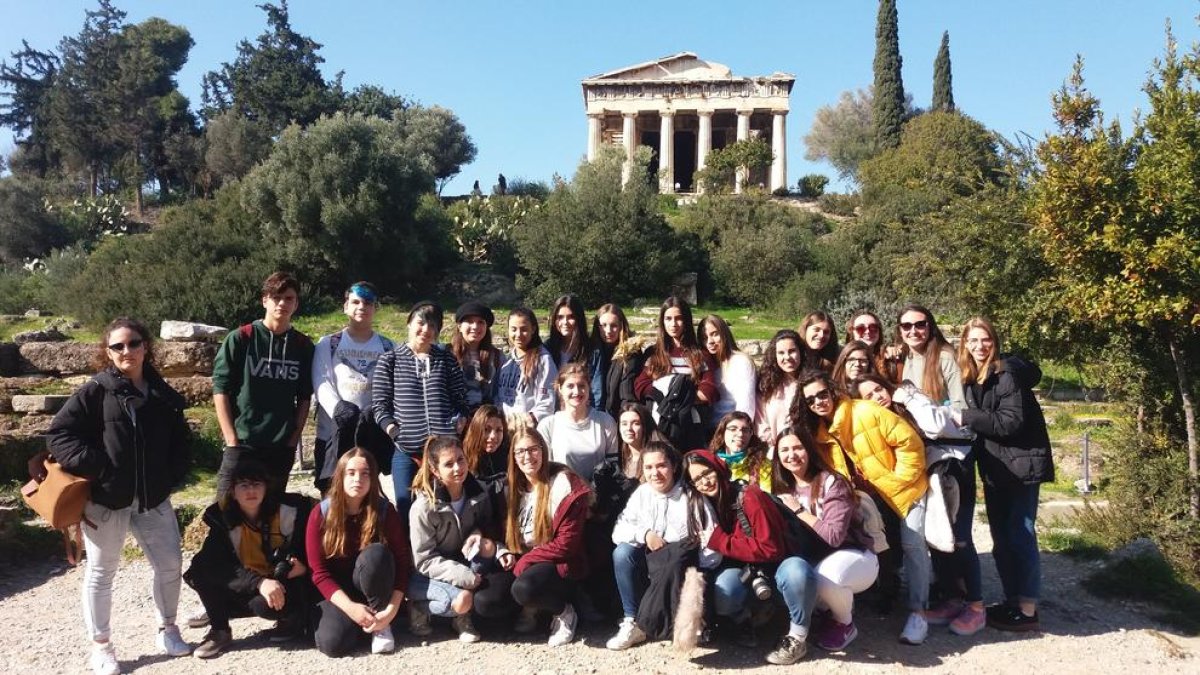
[950,605,986,636]
[925,599,964,626]
[816,619,858,652]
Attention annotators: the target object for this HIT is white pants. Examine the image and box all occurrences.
[815,549,879,625]
[81,498,182,642]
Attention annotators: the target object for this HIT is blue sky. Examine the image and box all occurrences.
[2,1,1197,193]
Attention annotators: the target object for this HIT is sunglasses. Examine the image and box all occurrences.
[899,320,929,332]
[804,389,833,406]
[853,324,880,335]
[107,338,145,353]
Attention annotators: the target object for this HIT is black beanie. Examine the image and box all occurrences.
[454,300,495,327]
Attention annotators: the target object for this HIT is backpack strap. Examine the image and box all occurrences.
[734,487,753,537]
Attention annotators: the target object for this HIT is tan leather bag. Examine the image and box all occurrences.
[22,450,91,564]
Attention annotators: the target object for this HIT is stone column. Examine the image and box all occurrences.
[586,113,603,162]
[770,110,787,192]
[696,110,713,192]
[621,112,638,184]
[659,112,675,193]
[735,109,752,194]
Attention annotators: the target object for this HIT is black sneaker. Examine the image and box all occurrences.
[266,617,302,643]
[987,606,1040,632]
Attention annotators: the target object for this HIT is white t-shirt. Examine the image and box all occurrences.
[537,409,618,483]
[313,330,391,440]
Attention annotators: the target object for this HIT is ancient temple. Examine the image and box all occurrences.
[581,52,794,193]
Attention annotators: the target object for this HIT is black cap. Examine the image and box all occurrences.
[407,300,444,325]
[454,300,495,327]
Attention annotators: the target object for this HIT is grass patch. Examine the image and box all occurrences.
[1040,361,1085,391]
[1040,526,1108,560]
[1083,554,1200,635]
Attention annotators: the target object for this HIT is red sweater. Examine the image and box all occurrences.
[306,500,412,601]
[706,484,789,564]
[634,346,719,404]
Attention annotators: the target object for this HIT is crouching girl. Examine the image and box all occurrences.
[407,436,509,643]
[185,458,314,658]
[306,449,412,657]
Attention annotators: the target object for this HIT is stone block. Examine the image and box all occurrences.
[12,327,70,345]
[166,376,212,407]
[156,341,217,377]
[16,342,95,375]
[160,320,228,342]
[11,395,70,414]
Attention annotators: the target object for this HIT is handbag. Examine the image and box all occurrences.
[22,450,92,564]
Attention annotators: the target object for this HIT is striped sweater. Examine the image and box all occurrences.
[371,344,468,452]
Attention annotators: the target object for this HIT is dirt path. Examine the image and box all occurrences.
[1,517,1195,674]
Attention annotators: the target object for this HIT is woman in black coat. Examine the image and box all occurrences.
[46,318,193,673]
[953,317,1054,633]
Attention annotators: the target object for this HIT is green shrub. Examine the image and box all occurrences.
[0,267,37,314]
[817,192,860,217]
[772,271,841,316]
[694,139,773,194]
[0,178,68,264]
[447,194,535,276]
[798,174,830,198]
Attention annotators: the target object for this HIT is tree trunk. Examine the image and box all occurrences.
[1168,332,1199,519]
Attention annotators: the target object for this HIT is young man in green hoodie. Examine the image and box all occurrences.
[212,272,315,499]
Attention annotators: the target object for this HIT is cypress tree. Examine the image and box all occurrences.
[932,31,954,112]
[872,0,905,150]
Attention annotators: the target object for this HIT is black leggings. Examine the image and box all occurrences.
[510,563,574,615]
[314,543,395,657]
[193,577,308,631]
[471,570,518,619]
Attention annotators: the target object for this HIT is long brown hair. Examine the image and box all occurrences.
[545,294,589,365]
[463,404,505,474]
[707,411,769,487]
[507,307,545,383]
[696,314,738,364]
[644,296,705,381]
[451,314,499,390]
[893,303,954,404]
[958,316,999,385]
[832,340,876,390]
[411,435,466,504]
[798,311,839,372]
[758,329,802,398]
[94,317,156,372]
[504,426,564,553]
[321,448,386,558]
[770,425,849,509]
[790,369,845,437]
[850,373,920,431]
[590,303,633,352]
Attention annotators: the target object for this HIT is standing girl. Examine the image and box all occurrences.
[546,294,589,369]
[894,304,965,409]
[306,449,411,657]
[798,311,839,373]
[371,301,469,518]
[589,303,642,417]
[451,301,501,415]
[47,318,193,675]
[634,296,718,450]
[698,314,758,423]
[755,329,804,447]
[956,317,1054,632]
[537,363,620,483]
[493,307,558,427]
[832,340,876,392]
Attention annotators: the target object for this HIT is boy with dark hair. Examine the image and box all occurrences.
[212,272,315,498]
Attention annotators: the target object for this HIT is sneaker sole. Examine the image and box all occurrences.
[950,622,986,636]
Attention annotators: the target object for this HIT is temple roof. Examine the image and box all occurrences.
[583,52,794,84]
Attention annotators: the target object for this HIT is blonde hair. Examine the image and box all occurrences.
[958,316,1000,385]
[321,448,385,558]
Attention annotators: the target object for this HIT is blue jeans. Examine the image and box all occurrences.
[932,455,983,603]
[984,480,1042,603]
[712,567,749,618]
[407,574,464,617]
[612,543,647,618]
[900,494,931,611]
[391,448,419,521]
[775,556,817,630]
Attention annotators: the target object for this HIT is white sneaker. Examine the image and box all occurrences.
[514,607,538,634]
[453,614,481,643]
[371,626,395,654]
[546,603,577,647]
[605,617,647,651]
[155,625,191,657]
[899,612,929,645]
[90,642,120,675]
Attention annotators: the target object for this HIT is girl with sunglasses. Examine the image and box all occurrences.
[791,370,931,646]
[893,305,965,409]
[47,318,193,674]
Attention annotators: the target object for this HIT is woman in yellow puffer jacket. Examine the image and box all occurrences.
[790,370,932,646]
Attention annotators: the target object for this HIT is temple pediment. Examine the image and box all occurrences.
[584,52,734,82]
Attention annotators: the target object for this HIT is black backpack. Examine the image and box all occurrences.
[735,485,832,562]
[649,374,706,451]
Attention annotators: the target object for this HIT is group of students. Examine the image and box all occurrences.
[45,271,1054,674]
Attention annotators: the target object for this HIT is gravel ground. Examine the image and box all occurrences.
[1,515,1196,675]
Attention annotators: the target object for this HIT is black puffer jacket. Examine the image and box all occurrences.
[962,356,1054,487]
[46,365,191,511]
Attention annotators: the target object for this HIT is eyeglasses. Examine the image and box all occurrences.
[853,324,879,335]
[691,468,717,485]
[804,389,833,406]
[846,357,870,366]
[899,320,929,332]
[107,338,145,353]
[513,447,541,458]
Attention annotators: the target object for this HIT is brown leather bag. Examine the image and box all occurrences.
[22,450,92,564]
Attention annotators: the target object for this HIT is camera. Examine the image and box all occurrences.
[268,548,293,581]
[740,566,773,600]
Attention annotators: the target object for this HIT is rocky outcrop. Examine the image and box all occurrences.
[166,376,213,407]
[11,340,215,377]
[155,342,217,377]
[160,321,228,342]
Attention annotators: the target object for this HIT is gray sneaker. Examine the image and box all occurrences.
[193,629,232,659]
[766,635,808,665]
[408,602,432,637]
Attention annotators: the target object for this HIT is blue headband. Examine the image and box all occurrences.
[349,284,377,303]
